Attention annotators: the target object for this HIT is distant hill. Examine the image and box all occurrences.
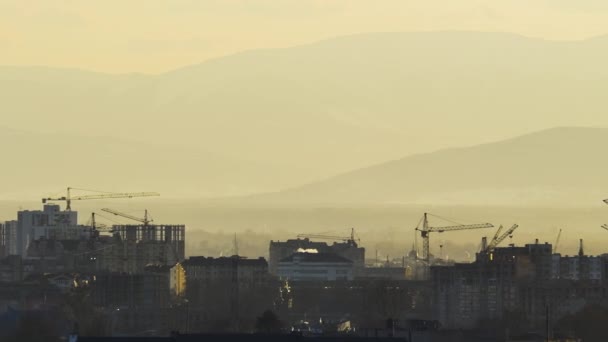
[4,32,608,197]
[236,127,608,206]
[0,127,298,199]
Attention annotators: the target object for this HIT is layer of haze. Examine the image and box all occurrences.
[3,1,608,72]
[3,32,608,201]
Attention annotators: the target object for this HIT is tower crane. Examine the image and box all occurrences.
[88,212,109,230]
[602,198,608,230]
[602,199,608,231]
[296,228,359,245]
[87,212,119,234]
[101,208,152,226]
[490,224,505,246]
[485,224,518,252]
[554,228,562,253]
[415,213,493,264]
[42,187,160,211]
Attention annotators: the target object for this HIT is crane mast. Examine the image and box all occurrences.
[416,213,493,264]
[602,199,608,231]
[490,225,505,246]
[87,212,116,234]
[554,228,562,253]
[89,212,108,230]
[42,187,160,210]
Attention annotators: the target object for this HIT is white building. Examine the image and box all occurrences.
[553,255,603,281]
[11,204,79,257]
[277,252,354,281]
[48,274,77,293]
[3,221,18,256]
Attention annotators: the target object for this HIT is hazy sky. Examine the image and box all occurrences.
[3,1,608,73]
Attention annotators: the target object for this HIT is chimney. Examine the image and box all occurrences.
[481,237,488,251]
[578,239,584,257]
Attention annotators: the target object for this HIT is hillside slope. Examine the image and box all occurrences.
[239,127,608,206]
[3,32,608,197]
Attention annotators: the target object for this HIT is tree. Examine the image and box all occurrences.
[255,310,284,334]
[556,305,608,342]
[7,311,62,342]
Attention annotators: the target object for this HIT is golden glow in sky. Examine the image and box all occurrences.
[2,0,608,73]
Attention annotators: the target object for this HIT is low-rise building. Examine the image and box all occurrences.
[356,266,407,280]
[93,271,172,309]
[182,256,268,285]
[0,255,23,283]
[277,252,354,281]
[47,273,76,293]
[181,256,274,332]
[2,221,17,256]
[170,262,186,299]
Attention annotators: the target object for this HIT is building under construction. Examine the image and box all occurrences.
[10,210,186,274]
[0,188,185,275]
[107,224,185,273]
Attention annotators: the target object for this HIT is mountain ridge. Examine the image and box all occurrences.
[3,32,608,199]
[227,126,608,206]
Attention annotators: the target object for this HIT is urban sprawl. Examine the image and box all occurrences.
[0,189,606,342]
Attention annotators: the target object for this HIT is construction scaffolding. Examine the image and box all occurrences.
[110,224,186,273]
[112,224,185,244]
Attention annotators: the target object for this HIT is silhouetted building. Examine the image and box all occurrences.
[432,239,608,331]
[13,204,81,257]
[554,254,603,281]
[181,256,274,333]
[357,266,407,280]
[93,271,172,309]
[182,256,268,285]
[432,241,554,329]
[2,221,17,256]
[0,255,23,283]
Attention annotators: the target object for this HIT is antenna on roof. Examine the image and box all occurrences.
[233,233,239,256]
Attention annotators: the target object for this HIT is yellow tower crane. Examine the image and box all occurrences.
[100,208,152,226]
[602,199,608,231]
[296,228,359,245]
[415,213,493,264]
[485,224,519,252]
[554,228,562,253]
[42,187,160,211]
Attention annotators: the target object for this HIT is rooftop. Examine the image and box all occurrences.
[182,256,267,267]
[76,333,406,342]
